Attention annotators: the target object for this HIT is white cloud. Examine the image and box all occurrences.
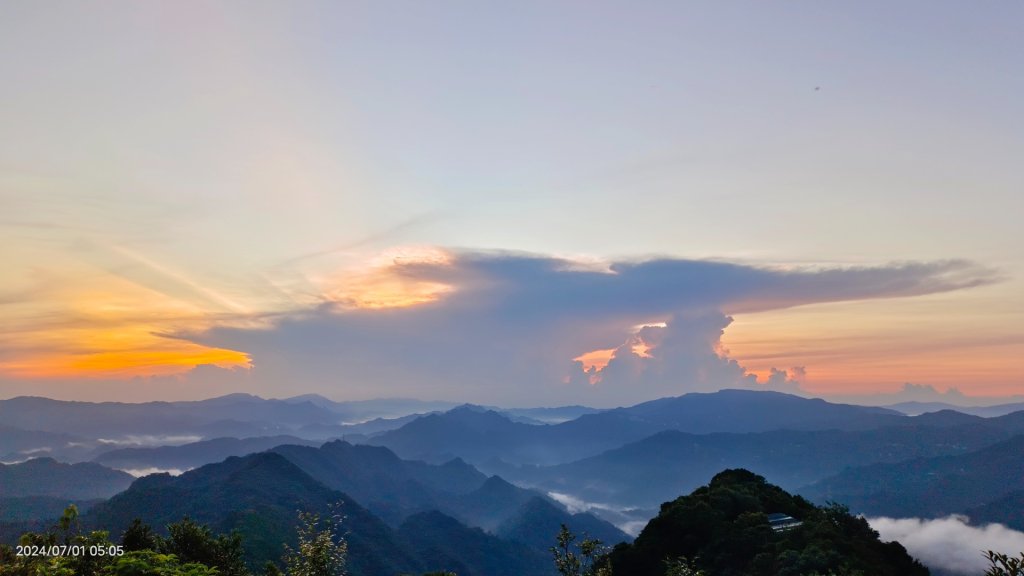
[97,435,202,447]
[547,491,650,537]
[119,467,188,477]
[167,253,998,406]
[547,491,619,515]
[869,515,1024,575]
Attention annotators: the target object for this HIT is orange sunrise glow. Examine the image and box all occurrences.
[574,348,616,373]
[5,11,1024,574]
[2,345,250,380]
[323,246,455,309]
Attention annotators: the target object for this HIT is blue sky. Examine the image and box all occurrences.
[1,2,1021,404]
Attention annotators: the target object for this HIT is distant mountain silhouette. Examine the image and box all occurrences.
[0,457,133,499]
[803,434,1024,518]
[619,389,904,432]
[0,424,96,463]
[513,422,1010,508]
[886,400,1024,418]
[0,395,339,437]
[903,409,987,427]
[369,391,912,467]
[93,435,319,471]
[966,488,1024,531]
[281,395,460,421]
[295,411,429,439]
[497,405,604,424]
[367,406,551,464]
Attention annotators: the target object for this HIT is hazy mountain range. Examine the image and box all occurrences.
[80,444,626,575]
[3,388,1024,574]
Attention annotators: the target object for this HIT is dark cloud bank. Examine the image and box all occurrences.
[179,253,997,406]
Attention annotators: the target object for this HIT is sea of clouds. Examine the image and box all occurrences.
[869,515,1024,575]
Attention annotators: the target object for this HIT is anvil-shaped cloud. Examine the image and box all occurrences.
[176,252,998,406]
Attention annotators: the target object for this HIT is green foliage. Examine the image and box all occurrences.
[663,556,705,576]
[609,469,928,576]
[0,505,117,576]
[0,508,243,576]
[100,551,219,576]
[0,506,228,573]
[552,524,612,576]
[986,551,1024,576]
[122,519,159,552]
[282,505,347,576]
[159,517,248,576]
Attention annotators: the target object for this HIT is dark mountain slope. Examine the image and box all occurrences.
[514,422,1009,508]
[966,489,1024,531]
[268,439,625,541]
[439,475,538,532]
[496,496,629,551]
[0,496,103,522]
[270,440,619,536]
[0,458,134,498]
[802,434,1024,517]
[991,410,1024,435]
[398,510,552,576]
[270,441,488,525]
[84,452,423,575]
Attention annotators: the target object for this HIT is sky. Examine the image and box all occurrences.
[1,2,1022,406]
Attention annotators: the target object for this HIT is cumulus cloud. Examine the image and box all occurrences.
[869,515,1024,575]
[173,252,997,406]
[823,382,1024,409]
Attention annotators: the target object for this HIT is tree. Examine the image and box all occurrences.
[0,505,117,576]
[121,519,159,552]
[608,470,927,576]
[283,505,347,576]
[160,517,248,576]
[0,507,232,576]
[100,551,220,576]
[552,524,612,576]
[986,551,1024,576]
[663,556,705,576]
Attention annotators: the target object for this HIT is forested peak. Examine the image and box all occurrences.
[611,469,929,576]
